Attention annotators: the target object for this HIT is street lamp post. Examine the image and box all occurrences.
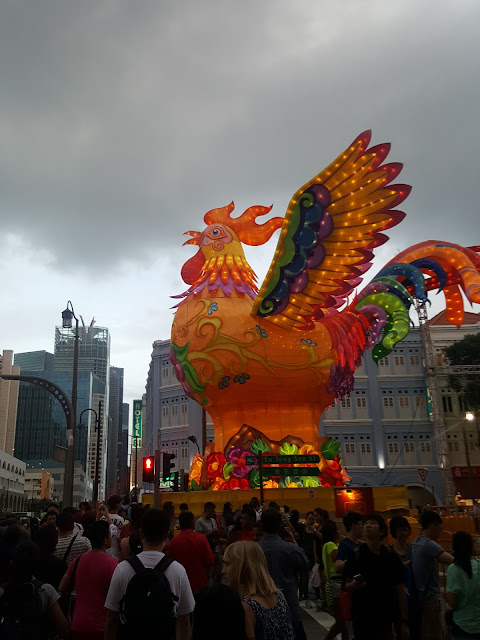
[79,405,102,503]
[61,301,79,508]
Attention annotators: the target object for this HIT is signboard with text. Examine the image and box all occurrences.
[334,487,374,517]
[132,399,142,449]
[451,466,480,478]
[245,454,320,465]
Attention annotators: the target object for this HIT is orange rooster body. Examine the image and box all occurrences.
[171,131,480,489]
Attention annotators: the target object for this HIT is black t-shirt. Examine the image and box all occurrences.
[344,543,405,625]
[35,554,68,591]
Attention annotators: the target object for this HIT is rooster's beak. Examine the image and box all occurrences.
[183,230,202,246]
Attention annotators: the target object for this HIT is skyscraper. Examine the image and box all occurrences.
[54,321,111,494]
[106,366,124,497]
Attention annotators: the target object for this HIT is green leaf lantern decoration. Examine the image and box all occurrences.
[251,439,269,454]
[304,476,321,487]
[321,439,341,460]
[223,462,234,480]
[283,476,304,488]
[280,442,298,455]
[249,468,260,488]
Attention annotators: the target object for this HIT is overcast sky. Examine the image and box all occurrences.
[1,0,479,422]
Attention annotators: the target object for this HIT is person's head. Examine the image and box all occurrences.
[268,501,280,510]
[249,497,259,510]
[223,501,233,514]
[140,508,170,547]
[85,520,111,550]
[343,512,364,537]
[179,510,195,530]
[420,510,442,540]
[193,585,245,640]
[363,514,388,541]
[322,519,340,544]
[222,541,277,598]
[9,540,40,584]
[290,509,300,526]
[35,524,58,554]
[163,501,175,518]
[253,522,263,542]
[204,502,216,519]
[107,494,122,514]
[281,505,290,515]
[305,511,315,527]
[179,503,189,512]
[389,516,411,541]
[130,504,144,532]
[314,507,329,527]
[260,508,282,535]
[57,511,74,534]
[240,508,256,531]
[452,531,474,579]
[45,511,57,527]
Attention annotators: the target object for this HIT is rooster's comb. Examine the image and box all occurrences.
[204,202,283,246]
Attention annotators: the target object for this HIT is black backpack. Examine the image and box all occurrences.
[118,555,179,640]
[0,579,47,640]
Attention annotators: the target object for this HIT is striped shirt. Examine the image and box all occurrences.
[54,533,92,566]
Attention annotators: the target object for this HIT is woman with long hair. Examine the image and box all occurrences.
[222,541,294,640]
[321,520,348,640]
[59,519,117,640]
[446,531,480,639]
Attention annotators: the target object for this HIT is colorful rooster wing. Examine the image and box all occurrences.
[171,130,480,489]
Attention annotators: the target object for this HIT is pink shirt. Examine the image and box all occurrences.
[67,550,118,633]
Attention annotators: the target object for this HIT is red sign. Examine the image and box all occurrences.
[334,487,374,517]
[451,466,480,478]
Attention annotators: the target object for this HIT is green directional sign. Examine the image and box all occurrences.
[245,454,320,465]
[262,467,319,477]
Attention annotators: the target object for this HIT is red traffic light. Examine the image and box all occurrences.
[142,456,155,483]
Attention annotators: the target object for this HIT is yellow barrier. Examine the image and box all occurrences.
[141,485,409,517]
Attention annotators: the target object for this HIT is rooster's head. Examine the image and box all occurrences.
[181,202,283,285]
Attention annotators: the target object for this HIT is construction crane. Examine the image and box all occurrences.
[416,301,480,504]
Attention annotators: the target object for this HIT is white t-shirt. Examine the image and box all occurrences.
[195,516,219,551]
[109,513,125,531]
[104,551,195,616]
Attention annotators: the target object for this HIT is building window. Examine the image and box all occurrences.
[415,396,425,407]
[340,398,351,409]
[420,442,431,453]
[394,355,404,366]
[162,406,169,420]
[345,443,355,454]
[404,442,415,453]
[162,368,168,381]
[181,403,187,415]
[399,396,410,408]
[360,443,371,454]
[410,355,420,366]
[356,397,367,408]
[442,396,453,413]
[383,397,394,408]
[172,405,178,417]
[388,443,399,454]
[379,356,389,366]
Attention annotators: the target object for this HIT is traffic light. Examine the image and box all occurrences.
[162,452,176,481]
[142,456,155,483]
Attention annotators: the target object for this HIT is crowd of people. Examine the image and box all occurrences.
[0,496,479,640]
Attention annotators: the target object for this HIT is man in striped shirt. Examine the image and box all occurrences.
[53,511,91,565]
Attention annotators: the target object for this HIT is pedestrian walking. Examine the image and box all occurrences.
[223,540,295,640]
[446,531,480,639]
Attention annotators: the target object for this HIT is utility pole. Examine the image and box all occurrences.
[93,400,102,502]
[416,301,456,504]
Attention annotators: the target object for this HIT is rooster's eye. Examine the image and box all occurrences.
[206,227,226,241]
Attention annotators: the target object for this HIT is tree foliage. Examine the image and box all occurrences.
[444,333,480,410]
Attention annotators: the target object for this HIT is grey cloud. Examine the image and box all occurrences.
[0,0,478,275]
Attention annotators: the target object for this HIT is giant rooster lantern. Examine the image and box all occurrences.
[171,131,480,490]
